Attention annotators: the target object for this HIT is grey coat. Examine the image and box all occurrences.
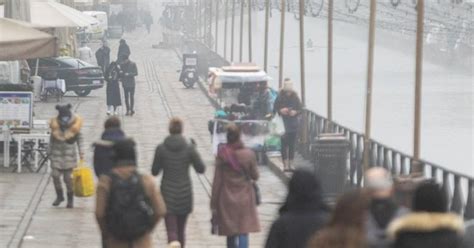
[49,132,84,170]
[151,135,205,215]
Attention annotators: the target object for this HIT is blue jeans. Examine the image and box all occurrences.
[226,234,249,248]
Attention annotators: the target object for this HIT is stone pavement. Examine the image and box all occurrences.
[1,17,287,248]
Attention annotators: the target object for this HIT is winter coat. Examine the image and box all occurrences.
[265,169,329,248]
[105,63,122,106]
[273,90,302,133]
[96,166,167,248]
[93,128,126,177]
[119,60,138,88]
[462,220,474,248]
[366,199,409,248]
[117,43,130,61]
[210,142,260,236]
[49,115,84,170]
[95,46,110,72]
[151,135,205,215]
[387,212,464,248]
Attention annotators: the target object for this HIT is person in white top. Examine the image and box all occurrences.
[78,42,93,64]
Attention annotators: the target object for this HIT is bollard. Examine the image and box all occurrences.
[312,133,350,202]
[31,75,42,102]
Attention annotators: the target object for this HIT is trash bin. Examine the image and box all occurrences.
[312,133,350,201]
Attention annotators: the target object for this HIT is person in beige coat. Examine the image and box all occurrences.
[211,124,260,248]
[96,139,166,248]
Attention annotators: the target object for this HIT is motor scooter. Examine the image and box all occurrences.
[179,53,198,88]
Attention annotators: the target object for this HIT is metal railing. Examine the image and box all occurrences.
[297,109,474,220]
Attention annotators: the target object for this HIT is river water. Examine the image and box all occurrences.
[212,10,473,176]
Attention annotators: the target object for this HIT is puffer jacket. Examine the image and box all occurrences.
[49,115,84,170]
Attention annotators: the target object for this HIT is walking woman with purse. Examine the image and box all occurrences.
[211,124,261,248]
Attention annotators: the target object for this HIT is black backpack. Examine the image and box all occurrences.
[105,171,155,241]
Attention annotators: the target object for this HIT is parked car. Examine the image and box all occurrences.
[28,57,104,97]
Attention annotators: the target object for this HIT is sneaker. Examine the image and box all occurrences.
[106,111,111,116]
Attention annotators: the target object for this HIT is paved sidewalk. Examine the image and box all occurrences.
[1,15,287,248]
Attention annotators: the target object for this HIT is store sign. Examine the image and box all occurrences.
[0,91,33,129]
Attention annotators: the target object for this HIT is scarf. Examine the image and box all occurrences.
[217,141,244,171]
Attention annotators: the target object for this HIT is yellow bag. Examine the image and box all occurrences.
[73,161,95,197]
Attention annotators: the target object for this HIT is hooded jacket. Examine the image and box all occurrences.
[151,134,205,215]
[49,114,84,170]
[387,212,464,248]
[265,169,329,248]
[93,128,125,177]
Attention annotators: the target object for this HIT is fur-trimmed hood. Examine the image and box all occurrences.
[50,115,83,142]
[387,212,464,239]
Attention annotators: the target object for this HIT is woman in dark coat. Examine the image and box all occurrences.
[117,39,130,62]
[93,117,125,177]
[387,181,464,248]
[104,62,122,115]
[151,118,205,248]
[265,168,329,248]
[211,124,260,248]
[273,79,302,171]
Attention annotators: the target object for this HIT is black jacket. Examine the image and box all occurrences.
[95,46,110,71]
[93,128,125,177]
[265,170,329,248]
[119,60,138,88]
[388,212,464,248]
[273,90,302,133]
[117,42,130,60]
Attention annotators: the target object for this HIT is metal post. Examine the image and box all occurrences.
[362,0,377,171]
[248,0,253,62]
[215,0,219,52]
[412,0,425,174]
[209,0,213,49]
[326,0,333,131]
[239,0,245,62]
[299,0,306,106]
[224,0,229,59]
[278,0,286,88]
[203,0,207,43]
[263,0,270,72]
[231,0,236,61]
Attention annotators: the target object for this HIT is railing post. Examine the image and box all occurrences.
[239,0,244,62]
[224,0,229,59]
[248,0,253,62]
[215,0,219,52]
[412,0,425,174]
[450,175,464,214]
[362,0,377,172]
[465,180,474,219]
[442,171,452,210]
[231,0,236,62]
[278,0,286,88]
[299,0,306,106]
[263,0,270,72]
[326,0,333,132]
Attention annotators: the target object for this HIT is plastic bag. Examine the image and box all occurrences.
[271,115,285,136]
[73,160,95,197]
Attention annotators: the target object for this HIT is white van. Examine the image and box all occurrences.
[82,11,108,40]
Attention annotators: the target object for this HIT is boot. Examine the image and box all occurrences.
[52,188,64,206]
[66,192,74,209]
[283,159,290,172]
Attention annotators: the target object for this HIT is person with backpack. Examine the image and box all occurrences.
[151,118,206,248]
[96,139,166,248]
[93,117,125,177]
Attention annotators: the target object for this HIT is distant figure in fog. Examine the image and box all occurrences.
[117,39,131,62]
[78,42,93,64]
[387,181,464,248]
[93,117,125,177]
[211,124,260,248]
[143,11,154,34]
[151,118,206,248]
[307,190,370,248]
[265,168,329,248]
[49,104,84,209]
[365,167,408,248]
[252,81,273,120]
[104,61,122,115]
[273,78,302,171]
[118,55,138,116]
[95,40,110,72]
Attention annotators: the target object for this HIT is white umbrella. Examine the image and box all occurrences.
[30,0,98,28]
[0,17,57,60]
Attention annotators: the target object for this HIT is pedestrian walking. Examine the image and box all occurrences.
[364,167,408,248]
[387,181,464,248]
[252,81,273,120]
[265,168,329,248]
[307,190,370,248]
[96,139,167,248]
[93,117,125,177]
[210,124,260,248]
[49,104,84,208]
[95,40,110,72]
[117,39,131,62]
[118,56,138,116]
[143,11,154,34]
[78,42,93,64]
[273,78,302,171]
[104,61,122,115]
[151,118,206,248]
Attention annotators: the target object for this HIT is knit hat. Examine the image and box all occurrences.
[283,78,293,91]
[412,180,447,213]
[112,138,137,166]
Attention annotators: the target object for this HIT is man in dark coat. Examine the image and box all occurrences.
[388,181,464,248]
[95,41,110,73]
[252,81,273,120]
[93,117,125,177]
[117,39,130,62]
[118,55,138,116]
[151,118,205,247]
[265,168,329,248]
